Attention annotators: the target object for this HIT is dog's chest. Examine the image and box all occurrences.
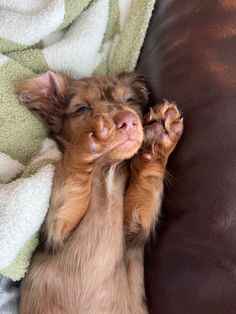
[63,165,131,312]
[70,164,128,263]
[91,165,128,214]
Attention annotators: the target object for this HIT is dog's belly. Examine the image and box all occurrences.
[65,191,130,313]
[21,166,131,314]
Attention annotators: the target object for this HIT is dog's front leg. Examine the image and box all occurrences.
[124,101,184,241]
[41,115,114,250]
[124,102,183,314]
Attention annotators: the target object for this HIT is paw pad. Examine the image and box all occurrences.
[142,101,183,160]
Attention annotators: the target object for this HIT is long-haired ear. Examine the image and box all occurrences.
[17,71,69,134]
[118,72,149,106]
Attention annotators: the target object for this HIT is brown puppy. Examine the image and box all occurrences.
[18,71,183,314]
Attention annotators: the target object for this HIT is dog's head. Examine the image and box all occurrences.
[18,71,148,162]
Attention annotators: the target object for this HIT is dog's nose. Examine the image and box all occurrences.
[114,111,138,133]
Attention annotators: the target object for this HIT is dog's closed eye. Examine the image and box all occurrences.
[73,104,91,115]
[124,96,135,103]
[66,104,92,118]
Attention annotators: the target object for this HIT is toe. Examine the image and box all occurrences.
[92,115,115,142]
[169,118,184,136]
[164,107,179,120]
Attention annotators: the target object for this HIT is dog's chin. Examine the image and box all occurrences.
[107,139,142,162]
[106,128,144,162]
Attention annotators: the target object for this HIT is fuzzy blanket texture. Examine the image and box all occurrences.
[0,0,155,281]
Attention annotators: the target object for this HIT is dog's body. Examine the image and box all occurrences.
[21,165,146,314]
[18,72,183,314]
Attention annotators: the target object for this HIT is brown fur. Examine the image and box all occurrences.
[17,71,183,314]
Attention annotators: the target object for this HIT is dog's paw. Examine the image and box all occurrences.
[43,217,75,251]
[74,114,115,161]
[142,101,183,161]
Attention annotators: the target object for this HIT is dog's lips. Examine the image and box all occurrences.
[105,123,144,160]
[110,132,142,152]
[115,138,139,150]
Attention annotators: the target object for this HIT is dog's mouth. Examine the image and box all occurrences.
[106,130,143,162]
[113,138,140,150]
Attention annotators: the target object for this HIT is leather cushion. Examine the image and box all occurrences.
[137,1,236,313]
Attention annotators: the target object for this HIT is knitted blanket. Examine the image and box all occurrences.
[0,0,155,281]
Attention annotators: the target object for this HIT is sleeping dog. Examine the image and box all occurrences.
[18,71,183,314]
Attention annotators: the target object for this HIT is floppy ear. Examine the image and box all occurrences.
[118,72,149,106]
[17,71,69,134]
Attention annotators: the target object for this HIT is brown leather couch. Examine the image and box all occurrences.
[137,1,236,313]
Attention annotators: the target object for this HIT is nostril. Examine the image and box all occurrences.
[118,122,128,130]
[114,111,138,132]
